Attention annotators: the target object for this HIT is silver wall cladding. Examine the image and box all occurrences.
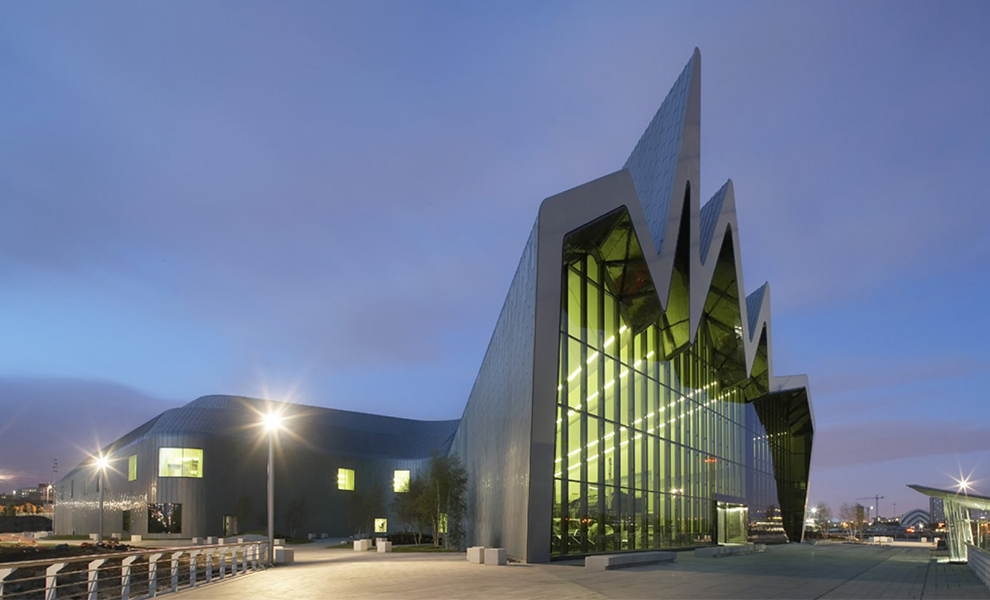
[55,396,459,539]
[450,221,538,561]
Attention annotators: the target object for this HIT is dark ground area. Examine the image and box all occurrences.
[0,542,130,564]
[0,515,52,533]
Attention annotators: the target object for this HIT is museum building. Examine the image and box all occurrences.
[54,49,814,563]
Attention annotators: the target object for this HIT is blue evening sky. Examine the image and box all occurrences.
[1,1,988,513]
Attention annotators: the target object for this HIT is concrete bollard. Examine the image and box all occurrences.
[377,541,392,553]
[131,535,142,542]
[206,536,217,544]
[484,548,507,566]
[274,546,295,564]
[308,533,316,540]
[467,547,485,564]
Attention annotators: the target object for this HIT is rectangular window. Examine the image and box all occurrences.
[128,454,138,482]
[374,518,387,533]
[337,468,355,491]
[148,503,182,534]
[158,448,204,478]
[393,470,410,493]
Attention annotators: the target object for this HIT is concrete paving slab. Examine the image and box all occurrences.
[169,543,990,600]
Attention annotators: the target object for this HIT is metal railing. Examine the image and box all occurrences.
[0,541,270,599]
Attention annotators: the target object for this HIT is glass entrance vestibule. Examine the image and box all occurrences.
[715,501,748,545]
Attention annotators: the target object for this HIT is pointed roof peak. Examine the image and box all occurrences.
[623,49,702,259]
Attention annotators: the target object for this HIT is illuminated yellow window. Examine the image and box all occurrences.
[438,513,448,534]
[158,448,204,478]
[337,468,355,491]
[393,470,410,493]
[128,455,138,482]
[374,518,387,533]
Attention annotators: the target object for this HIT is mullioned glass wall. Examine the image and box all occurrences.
[551,213,797,556]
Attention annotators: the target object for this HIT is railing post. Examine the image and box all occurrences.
[203,549,214,584]
[251,544,259,571]
[45,562,66,600]
[188,550,201,588]
[170,551,183,593]
[121,556,138,600]
[240,545,248,574]
[0,567,15,598]
[218,547,227,580]
[147,553,163,598]
[87,558,107,600]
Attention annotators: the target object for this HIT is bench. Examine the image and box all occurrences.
[467,546,485,564]
[484,547,506,566]
[584,551,676,571]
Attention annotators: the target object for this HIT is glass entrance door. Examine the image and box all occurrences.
[716,501,748,545]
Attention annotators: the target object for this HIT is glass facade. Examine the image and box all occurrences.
[158,448,203,478]
[551,210,800,556]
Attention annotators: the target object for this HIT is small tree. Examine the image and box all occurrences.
[234,495,254,535]
[285,497,307,538]
[814,503,832,538]
[350,481,385,538]
[1,504,15,517]
[425,452,468,549]
[839,502,866,539]
[392,477,430,544]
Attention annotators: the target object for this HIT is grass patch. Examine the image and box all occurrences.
[391,544,461,553]
[285,538,313,545]
[45,535,91,541]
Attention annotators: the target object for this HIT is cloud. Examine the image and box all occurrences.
[813,420,990,469]
[0,376,178,491]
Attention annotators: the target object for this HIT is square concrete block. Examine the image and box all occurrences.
[89,533,99,541]
[206,536,217,544]
[353,539,371,551]
[484,547,506,566]
[274,546,294,564]
[321,533,328,539]
[467,546,485,564]
[274,538,285,546]
[131,535,142,542]
[308,533,316,540]
[218,537,227,545]
[377,541,392,553]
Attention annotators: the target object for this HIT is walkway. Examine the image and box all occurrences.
[173,542,990,599]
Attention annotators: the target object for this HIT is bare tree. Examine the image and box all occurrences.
[814,503,832,538]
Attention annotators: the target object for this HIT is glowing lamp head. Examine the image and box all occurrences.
[957,477,972,492]
[94,456,110,471]
[263,411,283,432]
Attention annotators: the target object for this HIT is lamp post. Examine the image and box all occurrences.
[263,412,282,565]
[94,455,109,544]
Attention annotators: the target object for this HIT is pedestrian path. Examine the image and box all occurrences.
[172,542,990,599]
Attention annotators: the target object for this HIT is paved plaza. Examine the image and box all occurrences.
[173,542,990,599]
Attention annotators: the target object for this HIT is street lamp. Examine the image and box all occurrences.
[93,454,110,544]
[262,411,283,565]
[956,477,972,494]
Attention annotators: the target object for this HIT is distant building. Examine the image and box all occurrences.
[53,49,814,562]
[931,497,945,524]
[900,508,930,529]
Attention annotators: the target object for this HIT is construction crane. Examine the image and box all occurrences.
[857,495,885,522]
